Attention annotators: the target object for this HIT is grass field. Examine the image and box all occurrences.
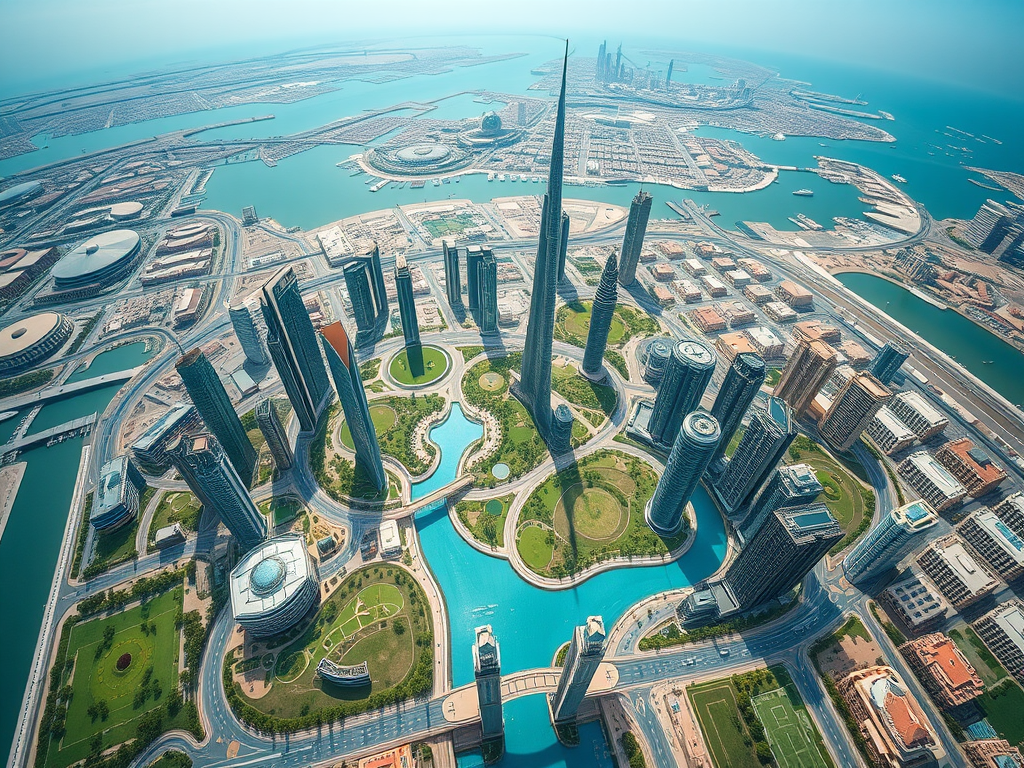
[335,393,444,476]
[388,345,450,386]
[554,301,660,351]
[752,687,831,768]
[978,680,1024,746]
[258,495,305,527]
[340,404,397,450]
[455,493,514,548]
[518,526,554,570]
[148,491,203,550]
[689,681,761,768]
[47,589,182,768]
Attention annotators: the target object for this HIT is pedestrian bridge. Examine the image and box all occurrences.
[0,367,141,411]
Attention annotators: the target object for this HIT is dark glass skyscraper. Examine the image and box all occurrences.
[618,190,652,287]
[343,243,388,345]
[255,396,292,471]
[710,351,765,463]
[176,348,256,482]
[647,339,716,446]
[318,321,387,492]
[557,210,570,282]
[517,43,569,439]
[442,239,461,307]
[473,624,504,757]
[739,463,822,540]
[870,340,910,385]
[394,254,424,377]
[713,396,795,512]
[551,616,606,723]
[646,411,721,535]
[723,503,841,610]
[466,245,483,316]
[168,432,267,552]
[229,299,268,366]
[582,250,619,377]
[478,248,498,334]
[261,266,331,432]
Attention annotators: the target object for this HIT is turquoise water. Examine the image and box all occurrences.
[410,402,483,500]
[65,340,154,383]
[28,381,126,434]
[0,411,23,443]
[836,272,1024,405]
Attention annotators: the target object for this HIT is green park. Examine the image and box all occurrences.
[147,491,203,551]
[338,393,444,475]
[311,403,402,503]
[388,345,450,386]
[456,493,514,548]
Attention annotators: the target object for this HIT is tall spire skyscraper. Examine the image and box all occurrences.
[517,42,569,439]
[618,190,653,287]
[582,250,619,377]
[394,254,424,377]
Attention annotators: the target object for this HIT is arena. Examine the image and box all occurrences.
[0,311,74,373]
[51,229,142,290]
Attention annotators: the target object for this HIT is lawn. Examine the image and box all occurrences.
[551,362,617,423]
[977,679,1024,746]
[258,495,305,527]
[337,394,444,475]
[554,301,659,350]
[340,404,398,450]
[688,680,761,768]
[311,403,402,503]
[516,450,683,578]
[234,566,431,723]
[456,493,514,548]
[45,589,183,768]
[388,345,450,386]
[147,491,203,551]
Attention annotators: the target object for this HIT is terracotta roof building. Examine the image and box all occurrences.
[900,633,984,708]
[936,438,1007,497]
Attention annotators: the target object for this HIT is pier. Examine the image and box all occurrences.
[1,414,97,456]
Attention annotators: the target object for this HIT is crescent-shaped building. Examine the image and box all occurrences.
[230,533,320,637]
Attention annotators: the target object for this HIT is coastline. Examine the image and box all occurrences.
[0,461,26,545]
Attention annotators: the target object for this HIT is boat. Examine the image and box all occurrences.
[510,174,518,182]
[431,178,441,187]
[487,172,494,181]
[498,174,506,182]
[983,360,994,364]
[793,189,814,197]
[370,179,389,192]
[532,176,540,183]
[891,174,907,183]
[411,180,425,189]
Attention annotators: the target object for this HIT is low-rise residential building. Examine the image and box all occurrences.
[651,263,675,281]
[775,280,814,308]
[917,535,999,609]
[868,407,917,455]
[682,258,706,277]
[957,508,1024,582]
[651,283,674,306]
[711,256,736,273]
[715,331,758,361]
[898,452,967,512]
[889,391,948,440]
[882,572,949,632]
[720,301,755,327]
[701,275,727,297]
[737,257,771,282]
[690,306,726,332]
[900,633,984,708]
[746,326,784,358]
[763,301,797,322]
[972,600,1024,685]
[677,279,702,303]
[794,320,842,344]
[936,438,1007,498]
[743,283,773,304]
[838,340,873,369]
[724,269,751,287]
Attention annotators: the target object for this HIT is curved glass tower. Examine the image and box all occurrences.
[582,250,619,376]
[710,351,765,463]
[648,339,716,445]
[646,411,721,535]
[844,499,938,583]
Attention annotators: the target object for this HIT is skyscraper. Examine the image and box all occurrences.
[261,266,331,432]
[168,432,267,552]
[723,503,842,610]
[255,397,292,471]
[551,616,606,723]
[229,299,268,366]
[774,339,837,417]
[582,251,619,377]
[647,339,716,446]
[473,625,504,756]
[442,240,461,307]
[710,352,765,463]
[478,248,498,334]
[713,396,795,512]
[557,210,570,282]
[343,243,388,345]
[646,411,721,535]
[666,59,674,87]
[517,42,569,440]
[844,500,938,583]
[318,321,387,492]
[176,348,256,483]
[739,463,822,540]
[394,254,424,377]
[466,245,483,317]
[819,371,890,451]
[618,190,653,287]
[870,341,909,386]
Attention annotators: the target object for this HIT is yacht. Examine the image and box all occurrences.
[892,173,907,183]
[487,172,494,181]
[792,189,814,197]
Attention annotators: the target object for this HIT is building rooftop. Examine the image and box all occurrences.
[855,372,890,399]
[875,407,915,440]
[973,509,1024,565]
[896,391,946,425]
[907,452,966,498]
[51,229,140,281]
[989,603,1024,656]
[932,538,998,594]
[943,438,1006,485]
[0,312,66,357]
[132,404,194,452]
[230,534,316,618]
[896,500,939,531]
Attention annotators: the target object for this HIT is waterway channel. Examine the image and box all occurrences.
[410,403,483,501]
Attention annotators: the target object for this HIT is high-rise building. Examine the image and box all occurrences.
[844,500,939,583]
[666,59,674,87]
[176,348,257,482]
[168,432,267,552]
[713,396,795,512]
[819,371,890,451]
[870,341,909,385]
[478,248,498,334]
[229,299,268,366]
[646,411,720,535]
[739,463,822,540]
[709,352,765,463]
[473,625,504,755]
[90,455,146,531]
[774,339,837,417]
[255,397,292,471]
[442,240,461,307]
[551,616,606,723]
[394,254,424,377]
[647,339,716,446]
[963,200,1014,253]
[517,44,568,440]
[582,251,619,377]
[343,243,388,345]
[724,503,842,610]
[557,210,570,282]
[466,245,483,316]
[261,266,331,432]
[618,191,653,287]
[318,321,387,492]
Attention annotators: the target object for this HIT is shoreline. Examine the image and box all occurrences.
[0,460,26,545]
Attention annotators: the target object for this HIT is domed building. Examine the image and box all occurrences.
[458,110,524,149]
[365,140,472,177]
[0,180,43,210]
[52,229,142,291]
[230,533,320,637]
[0,311,73,374]
[480,111,502,136]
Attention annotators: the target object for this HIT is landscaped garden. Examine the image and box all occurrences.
[388,345,450,386]
[515,450,683,578]
[338,393,444,475]
[147,491,203,551]
[948,624,1024,746]
[550,361,617,429]
[554,301,660,351]
[225,565,432,731]
[83,487,156,578]
[311,403,401,503]
[455,493,514,548]
[258,495,305,527]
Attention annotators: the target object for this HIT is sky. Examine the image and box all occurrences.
[1,0,1022,98]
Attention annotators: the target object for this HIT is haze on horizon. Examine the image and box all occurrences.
[1,0,1022,99]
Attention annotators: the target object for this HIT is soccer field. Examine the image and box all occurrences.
[752,687,830,768]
